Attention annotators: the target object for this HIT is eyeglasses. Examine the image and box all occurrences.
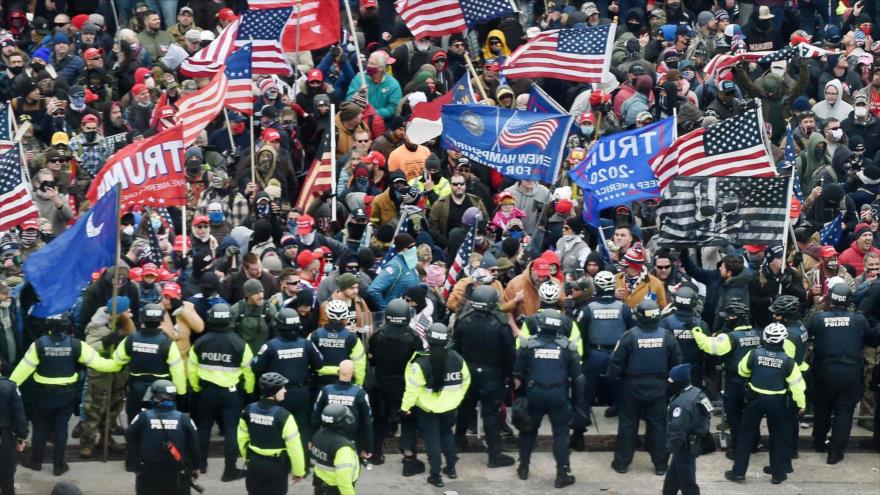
[824,90,839,95]
[345,265,360,271]
[490,40,502,45]
[356,139,371,143]
[451,181,466,186]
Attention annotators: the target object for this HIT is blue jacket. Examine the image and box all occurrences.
[367,255,419,311]
[317,52,355,99]
[50,54,84,86]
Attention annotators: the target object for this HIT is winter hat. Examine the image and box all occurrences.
[854,223,873,238]
[106,296,131,314]
[586,251,604,267]
[857,164,880,185]
[555,199,574,215]
[697,11,713,27]
[32,48,51,62]
[393,233,416,251]
[258,78,277,95]
[461,207,483,227]
[404,284,427,307]
[501,237,521,258]
[253,219,273,244]
[791,96,811,112]
[243,278,264,298]
[765,245,785,260]
[714,10,729,22]
[389,116,406,131]
[0,234,19,256]
[351,91,369,109]
[668,363,691,383]
[635,75,653,95]
[479,252,498,269]
[339,101,361,121]
[357,247,375,269]
[417,244,433,262]
[425,264,446,287]
[622,244,644,271]
[338,272,359,290]
[425,153,442,171]
[292,289,314,309]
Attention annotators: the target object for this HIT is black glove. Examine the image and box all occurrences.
[169,298,183,314]
[101,332,124,349]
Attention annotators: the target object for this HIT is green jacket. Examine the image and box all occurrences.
[231,300,277,357]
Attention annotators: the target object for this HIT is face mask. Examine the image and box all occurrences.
[8,66,23,75]
[627,22,641,33]
[580,125,595,135]
[830,129,843,141]
[681,69,694,81]
[265,90,278,100]
[122,225,134,236]
[509,229,523,240]
[815,147,826,158]
[231,122,246,134]
[256,203,270,218]
[415,41,431,51]
[757,18,772,30]
[402,247,418,268]
[151,217,161,230]
[300,231,316,245]
[144,78,155,89]
[366,66,380,76]
[563,234,577,242]
[20,229,38,246]
[83,131,97,142]
[825,260,839,271]
[347,222,366,239]
[41,232,55,243]
[288,220,297,233]
[209,211,224,223]
[31,62,45,72]
[855,106,869,118]
[136,99,151,108]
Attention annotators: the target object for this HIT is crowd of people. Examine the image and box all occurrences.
[0,0,879,494]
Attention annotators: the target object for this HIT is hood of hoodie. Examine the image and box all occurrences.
[761,73,783,94]
[804,132,828,169]
[724,269,751,289]
[824,79,844,108]
[482,29,511,60]
[831,145,853,174]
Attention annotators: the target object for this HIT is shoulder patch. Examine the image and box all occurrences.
[672,406,682,418]
[385,266,395,274]
[700,397,714,413]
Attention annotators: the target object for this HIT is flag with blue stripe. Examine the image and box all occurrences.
[781,124,803,201]
[819,212,843,246]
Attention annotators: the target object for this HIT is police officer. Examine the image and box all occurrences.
[114,304,186,424]
[663,363,712,495]
[806,282,879,464]
[607,299,682,475]
[311,360,374,459]
[252,308,324,456]
[520,281,584,356]
[0,360,27,495]
[452,285,516,467]
[310,299,366,388]
[125,379,200,495]
[724,323,806,484]
[574,270,632,450]
[691,298,761,458]
[237,372,306,495]
[310,404,360,495]
[513,307,583,487]
[12,312,119,475]
[188,303,255,481]
[367,298,423,470]
[769,295,810,462]
[659,286,708,387]
[401,323,470,488]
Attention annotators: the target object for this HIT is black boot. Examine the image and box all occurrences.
[517,463,529,480]
[569,433,585,452]
[763,465,793,474]
[604,405,618,417]
[443,465,458,479]
[221,465,246,482]
[827,449,844,465]
[21,459,42,472]
[402,455,426,477]
[427,473,444,487]
[554,467,575,488]
[724,470,745,481]
[53,463,69,477]
[488,453,515,468]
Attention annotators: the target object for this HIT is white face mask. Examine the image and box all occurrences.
[830,128,843,141]
[300,231,315,246]
[855,106,869,118]
[415,40,431,51]
[122,225,134,236]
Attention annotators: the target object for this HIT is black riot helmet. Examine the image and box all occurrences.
[536,308,565,335]
[140,303,165,327]
[273,308,303,337]
[769,295,801,321]
[634,299,662,326]
[673,286,696,311]
[469,285,498,312]
[143,379,177,403]
[828,282,852,307]
[320,403,355,429]
[206,303,233,329]
[385,298,412,326]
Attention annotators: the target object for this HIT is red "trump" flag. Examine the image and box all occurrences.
[86,126,187,209]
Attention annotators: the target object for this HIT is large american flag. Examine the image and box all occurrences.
[179,18,241,77]
[224,43,254,115]
[378,208,414,270]
[499,113,559,150]
[502,25,615,83]
[237,7,294,75]
[248,0,294,7]
[0,103,13,155]
[782,123,803,201]
[655,176,788,246]
[175,70,229,147]
[649,109,776,190]
[703,51,770,77]
[0,148,39,231]
[443,222,477,298]
[397,0,512,38]
[294,131,332,211]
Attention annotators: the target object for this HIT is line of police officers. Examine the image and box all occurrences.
[0,273,876,493]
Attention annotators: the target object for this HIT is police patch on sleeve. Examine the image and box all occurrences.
[700,397,714,413]
[672,407,682,417]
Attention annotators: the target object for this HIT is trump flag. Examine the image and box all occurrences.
[441,104,573,183]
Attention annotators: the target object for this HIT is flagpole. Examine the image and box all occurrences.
[330,102,337,222]
[10,106,33,191]
[779,122,796,295]
[250,112,256,185]
[181,204,188,260]
[292,0,303,101]
[342,0,366,90]
[223,109,235,153]
[464,52,488,101]
[103,183,123,463]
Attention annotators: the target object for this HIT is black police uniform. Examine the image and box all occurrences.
[0,376,27,495]
[452,305,515,462]
[311,379,374,455]
[310,323,361,389]
[577,296,632,425]
[310,426,359,494]
[659,309,708,387]
[607,323,682,472]
[783,320,809,459]
[514,317,584,474]
[664,385,712,495]
[119,329,180,424]
[710,325,762,452]
[806,307,880,459]
[125,402,200,495]
[367,320,422,460]
[239,398,304,495]
[252,332,324,454]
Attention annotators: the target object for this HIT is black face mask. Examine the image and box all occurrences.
[667,381,688,397]
[8,66,23,75]
[404,142,418,152]
[757,18,772,30]
[31,62,45,72]
[347,222,366,239]
[83,131,97,142]
[627,22,641,34]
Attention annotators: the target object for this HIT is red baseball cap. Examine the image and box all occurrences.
[162,282,181,299]
[20,218,39,230]
[192,215,210,226]
[307,68,323,82]
[296,214,315,234]
[362,0,378,7]
[742,244,766,254]
[142,263,159,277]
[173,235,192,252]
[216,7,237,22]
[83,47,104,60]
[131,83,149,96]
[261,128,281,142]
[532,258,551,277]
[81,114,99,125]
[819,245,838,258]
[361,150,386,167]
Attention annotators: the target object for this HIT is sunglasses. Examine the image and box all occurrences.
[284,280,300,286]
[451,181,466,186]
[49,158,68,163]
[655,264,672,270]
[356,139,371,143]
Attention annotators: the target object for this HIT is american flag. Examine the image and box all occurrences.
[224,43,254,115]
[757,45,797,65]
[237,7,294,75]
[0,103,13,155]
[175,70,229,147]
[782,124,803,201]
[248,0,294,7]
[798,42,834,59]
[459,0,514,24]
[655,176,788,246]
[294,131,332,211]
[820,212,844,246]
[179,18,241,77]
[703,51,770,77]
[443,222,476,297]
[649,109,776,190]
[0,148,39,231]
[499,112,559,150]
[146,220,165,266]
[502,26,615,83]
[396,0,466,38]
[280,0,340,51]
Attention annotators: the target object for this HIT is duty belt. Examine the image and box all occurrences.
[588,344,615,351]
[528,380,565,389]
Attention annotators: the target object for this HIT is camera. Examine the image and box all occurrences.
[39,180,55,192]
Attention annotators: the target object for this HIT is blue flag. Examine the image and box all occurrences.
[527,83,566,114]
[570,117,675,225]
[780,124,804,201]
[820,212,844,247]
[24,185,120,316]
[442,104,574,183]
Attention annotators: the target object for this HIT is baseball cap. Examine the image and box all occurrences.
[185,29,201,43]
[192,215,210,226]
[216,7,237,22]
[532,258,551,277]
[720,80,737,93]
[307,68,323,82]
[142,263,159,277]
[352,208,367,221]
[51,132,70,146]
[297,214,315,234]
[178,6,193,15]
[83,47,104,60]
[261,127,281,142]
[819,245,838,258]
[162,282,182,299]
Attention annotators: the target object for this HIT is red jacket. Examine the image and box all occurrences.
[362,104,386,140]
[838,240,880,275]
